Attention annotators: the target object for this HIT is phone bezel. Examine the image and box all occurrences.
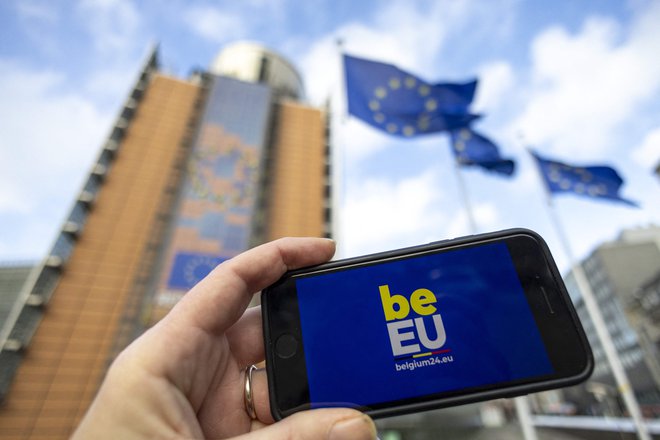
[262,228,593,420]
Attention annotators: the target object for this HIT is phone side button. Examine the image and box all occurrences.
[275,334,298,359]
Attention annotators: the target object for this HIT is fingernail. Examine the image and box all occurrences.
[329,415,376,440]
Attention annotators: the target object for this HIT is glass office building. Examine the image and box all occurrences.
[0,42,332,438]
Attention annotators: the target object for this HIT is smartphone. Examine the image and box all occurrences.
[262,228,593,420]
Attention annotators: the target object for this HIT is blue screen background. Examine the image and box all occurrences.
[296,242,554,407]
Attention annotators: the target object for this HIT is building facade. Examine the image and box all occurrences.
[0,263,34,338]
[564,225,660,415]
[0,43,332,438]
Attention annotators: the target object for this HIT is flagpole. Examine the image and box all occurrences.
[451,151,539,440]
[514,396,538,440]
[333,38,347,257]
[451,159,478,233]
[530,151,651,440]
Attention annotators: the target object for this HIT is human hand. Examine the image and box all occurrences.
[72,237,376,439]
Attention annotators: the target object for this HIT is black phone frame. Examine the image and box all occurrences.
[262,228,593,420]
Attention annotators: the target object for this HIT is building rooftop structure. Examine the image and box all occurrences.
[210,41,305,101]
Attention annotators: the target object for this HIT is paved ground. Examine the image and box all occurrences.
[373,403,651,440]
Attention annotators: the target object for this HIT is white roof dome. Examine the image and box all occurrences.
[210,41,304,100]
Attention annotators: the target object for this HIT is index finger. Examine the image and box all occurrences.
[171,237,336,335]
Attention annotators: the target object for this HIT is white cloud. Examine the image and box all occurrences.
[474,202,499,228]
[340,170,448,257]
[14,1,60,56]
[511,5,660,158]
[0,60,110,258]
[295,33,343,107]
[336,119,396,166]
[84,64,141,111]
[0,61,108,168]
[339,169,505,258]
[183,6,245,44]
[632,127,660,169]
[0,174,32,215]
[445,202,500,238]
[16,1,58,23]
[473,61,515,114]
[77,0,141,53]
[298,1,467,107]
[74,0,146,113]
[0,1,145,260]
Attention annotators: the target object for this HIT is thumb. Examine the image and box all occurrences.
[238,408,376,440]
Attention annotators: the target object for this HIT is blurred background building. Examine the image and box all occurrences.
[563,225,660,419]
[0,42,333,438]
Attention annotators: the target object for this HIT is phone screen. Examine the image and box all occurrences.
[264,231,592,417]
[296,241,552,408]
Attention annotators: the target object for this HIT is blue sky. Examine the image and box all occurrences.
[1,0,659,273]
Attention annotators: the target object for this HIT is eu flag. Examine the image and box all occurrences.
[431,80,478,114]
[450,128,515,176]
[167,252,228,290]
[344,54,480,137]
[531,151,637,206]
